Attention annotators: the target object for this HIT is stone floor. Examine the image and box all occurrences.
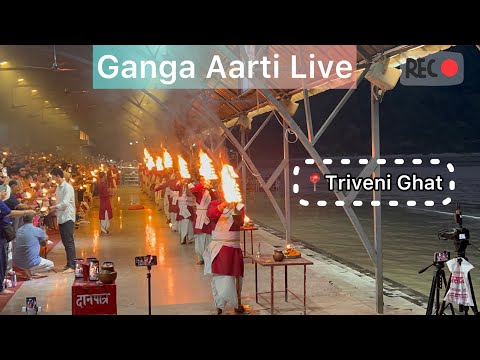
[1,186,428,315]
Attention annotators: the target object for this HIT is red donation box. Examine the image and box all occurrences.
[72,279,117,315]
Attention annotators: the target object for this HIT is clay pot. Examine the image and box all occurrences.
[101,265,115,273]
[98,271,117,284]
[273,249,285,262]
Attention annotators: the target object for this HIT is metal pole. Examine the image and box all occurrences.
[147,266,152,315]
[303,89,313,142]
[236,112,274,174]
[241,127,247,212]
[371,84,383,314]
[245,112,274,151]
[283,121,291,244]
[259,89,376,263]
[312,67,369,145]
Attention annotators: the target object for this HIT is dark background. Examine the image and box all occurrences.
[241,45,480,161]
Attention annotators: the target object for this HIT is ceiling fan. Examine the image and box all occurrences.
[65,88,90,95]
[0,45,77,72]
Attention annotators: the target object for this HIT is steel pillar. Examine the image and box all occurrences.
[371,84,383,314]
[241,126,247,212]
[284,120,291,243]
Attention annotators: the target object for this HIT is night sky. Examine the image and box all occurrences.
[239,45,480,162]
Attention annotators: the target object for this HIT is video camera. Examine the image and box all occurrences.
[437,203,470,242]
[438,203,472,258]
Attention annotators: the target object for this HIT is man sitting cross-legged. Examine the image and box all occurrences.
[13,215,54,279]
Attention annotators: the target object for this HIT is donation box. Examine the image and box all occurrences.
[72,279,117,315]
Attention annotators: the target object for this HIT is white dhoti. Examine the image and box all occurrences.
[211,275,241,309]
[194,233,211,262]
[204,209,243,310]
[164,196,170,219]
[170,214,177,231]
[178,192,194,244]
[170,190,179,232]
[100,210,110,233]
[178,219,194,244]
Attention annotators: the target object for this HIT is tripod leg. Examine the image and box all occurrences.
[439,271,454,315]
[435,273,441,315]
[147,269,152,315]
[426,270,439,315]
[467,272,478,315]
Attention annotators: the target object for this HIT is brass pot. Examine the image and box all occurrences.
[98,271,117,284]
[273,249,285,262]
[101,265,115,273]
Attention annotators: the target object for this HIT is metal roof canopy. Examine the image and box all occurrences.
[185,44,456,315]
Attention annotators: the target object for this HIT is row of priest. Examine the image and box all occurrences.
[140,151,247,314]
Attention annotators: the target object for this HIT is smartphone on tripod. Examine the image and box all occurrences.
[135,255,157,267]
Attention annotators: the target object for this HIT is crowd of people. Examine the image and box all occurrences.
[1,146,247,314]
[0,148,119,295]
[141,165,247,315]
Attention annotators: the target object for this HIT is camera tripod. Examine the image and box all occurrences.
[419,241,479,315]
[418,260,455,315]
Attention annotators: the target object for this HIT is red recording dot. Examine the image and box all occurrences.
[441,59,458,77]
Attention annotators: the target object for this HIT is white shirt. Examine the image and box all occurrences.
[54,180,76,224]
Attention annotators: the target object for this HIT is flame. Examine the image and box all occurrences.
[26,192,32,199]
[144,148,151,159]
[178,155,190,179]
[146,157,155,171]
[30,182,36,187]
[156,157,164,171]
[244,215,250,223]
[163,150,173,168]
[199,150,218,180]
[221,164,242,203]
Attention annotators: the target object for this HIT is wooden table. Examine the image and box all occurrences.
[248,254,313,315]
[240,226,258,259]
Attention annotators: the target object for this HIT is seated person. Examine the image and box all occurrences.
[13,215,54,279]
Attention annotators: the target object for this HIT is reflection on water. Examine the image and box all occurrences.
[248,191,480,298]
